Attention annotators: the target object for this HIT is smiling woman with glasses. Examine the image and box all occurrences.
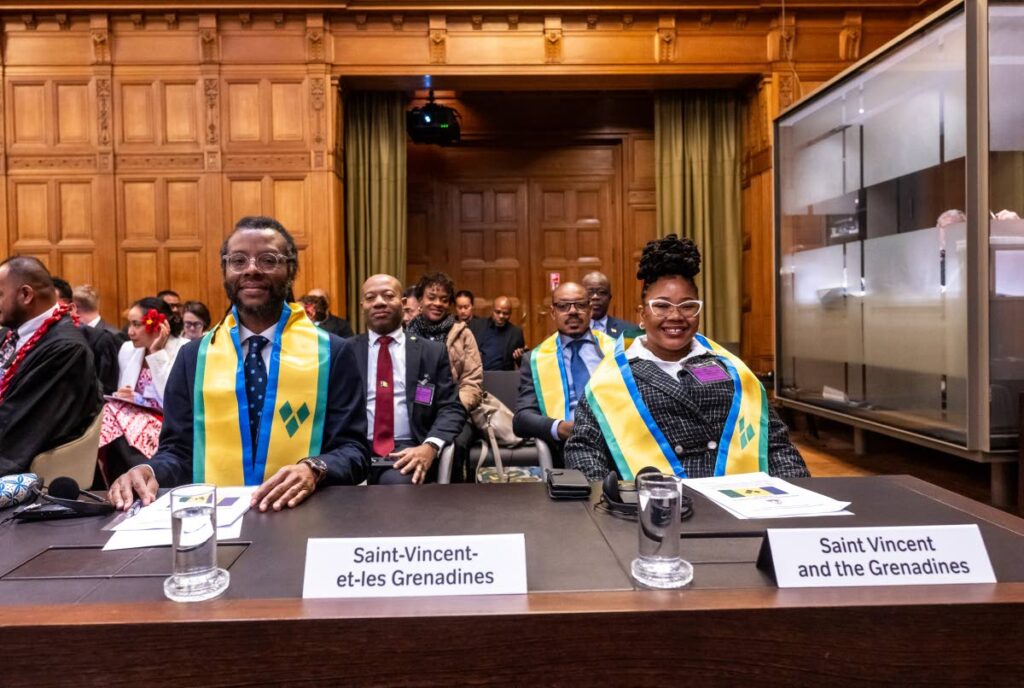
[564,234,808,484]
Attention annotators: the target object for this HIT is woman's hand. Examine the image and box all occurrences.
[148,321,171,354]
[114,385,134,401]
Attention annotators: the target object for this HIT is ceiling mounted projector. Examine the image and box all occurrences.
[407,90,461,146]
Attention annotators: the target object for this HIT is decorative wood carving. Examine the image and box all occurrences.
[56,13,69,30]
[471,15,483,30]
[116,154,204,169]
[200,28,217,63]
[587,15,598,30]
[623,14,634,29]
[314,150,325,169]
[204,78,219,144]
[9,156,96,171]
[223,153,309,171]
[307,28,324,61]
[768,13,796,62]
[736,13,749,30]
[429,15,446,65]
[165,13,177,30]
[544,16,562,65]
[97,152,112,172]
[392,14,404,31]
[355,14,368,30]
[206,150,221,172]
[273,13,285,28]
[777,72,796,109]
[507,14,519,30]
[129,14,143,30]
[699,13,713,30]
[239,12,251,29]
[657,15,675,64]
[91,28,110,65]
[21,14,36,31]
[311,78,325,145]
[96,78,111,146]
[840,11,863,61]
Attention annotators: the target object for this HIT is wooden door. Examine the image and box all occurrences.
[529,177,618,341]
[447,179,530,330]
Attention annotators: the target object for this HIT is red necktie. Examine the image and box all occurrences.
[372,335,395,457]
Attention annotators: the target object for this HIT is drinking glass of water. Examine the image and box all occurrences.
[163,484,230,602]
[631,473,693,588]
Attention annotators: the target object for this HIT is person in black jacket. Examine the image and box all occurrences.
[353,274,466,485]
[0,257,102,475]
[468,296,526,371]
[306,288,354,338]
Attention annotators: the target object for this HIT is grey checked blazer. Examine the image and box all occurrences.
[564,354,809,481]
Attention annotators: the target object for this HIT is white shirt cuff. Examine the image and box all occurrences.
[550,420,562,441]
[425,438,445,454]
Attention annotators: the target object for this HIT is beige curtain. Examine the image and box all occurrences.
[654,92,743,345]
[344,92,407,332]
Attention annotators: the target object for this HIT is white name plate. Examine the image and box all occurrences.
[761,525,996,588]
[303,534,527,599]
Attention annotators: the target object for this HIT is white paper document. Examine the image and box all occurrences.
[102,518,243,551]
[112,486,255,532]
[683,472,852,519]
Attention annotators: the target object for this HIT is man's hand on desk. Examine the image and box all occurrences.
[390,443,437,485]
[109,466,159,510]
[250,464,317,512]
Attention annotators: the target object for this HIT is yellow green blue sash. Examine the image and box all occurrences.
[192,303,330,486]
[585,333,768,480]
[530,330,616,419]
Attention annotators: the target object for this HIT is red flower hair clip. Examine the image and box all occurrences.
[143,308,167,334]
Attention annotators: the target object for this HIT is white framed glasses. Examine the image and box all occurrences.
[646,299,703,319]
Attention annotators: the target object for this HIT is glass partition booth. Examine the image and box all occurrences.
[775,0,1023,496]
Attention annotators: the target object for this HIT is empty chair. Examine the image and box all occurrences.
[468,370,553,481]
[30,410,103,488]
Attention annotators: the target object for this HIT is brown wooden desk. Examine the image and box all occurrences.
[1,476,1023,686]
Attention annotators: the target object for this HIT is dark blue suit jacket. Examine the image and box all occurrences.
[149,334,371,487]
[600,315,635,339]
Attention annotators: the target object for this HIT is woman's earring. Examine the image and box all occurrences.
[639,322,645,330]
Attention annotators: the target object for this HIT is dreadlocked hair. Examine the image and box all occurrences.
[637,234,701,298]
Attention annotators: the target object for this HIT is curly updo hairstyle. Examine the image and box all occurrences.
[637,234,702,298]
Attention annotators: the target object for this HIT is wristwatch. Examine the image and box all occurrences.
[299,457,328,485]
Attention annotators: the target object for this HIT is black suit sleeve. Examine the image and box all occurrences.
[512,352,560,442]
[83,326,120,395]
[420,344,466,444]
[506,326,526,371]
[0,339,102,475]
[149,341,199,487]
[315,337,371,484]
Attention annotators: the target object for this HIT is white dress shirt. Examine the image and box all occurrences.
[15,304,60,352]
[590,316,608,334]
[237,322,278,370]
[86,315,102,328]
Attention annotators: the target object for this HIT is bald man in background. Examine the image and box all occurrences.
[306,288,354,338]
[0,256,102,474]
[468,295,526,371]
[582,271,633,338]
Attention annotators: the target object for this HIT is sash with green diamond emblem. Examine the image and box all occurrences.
[193,302,329,486]
[585,333,768,479]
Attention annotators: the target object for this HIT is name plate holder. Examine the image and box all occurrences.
[303,533,527,599]
[756,525,996,588]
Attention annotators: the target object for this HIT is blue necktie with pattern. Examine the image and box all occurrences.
[568,338,591,410]
[245,335,269,455]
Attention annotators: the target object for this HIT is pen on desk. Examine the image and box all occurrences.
[126,499,143,517]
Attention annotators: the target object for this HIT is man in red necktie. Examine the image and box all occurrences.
[354,274,466,484]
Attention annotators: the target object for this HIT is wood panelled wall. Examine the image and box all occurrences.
[0,13,341,323]
[1,2,932,353]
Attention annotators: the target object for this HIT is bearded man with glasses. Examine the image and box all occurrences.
[108,216,370,513]
[565,235,808,482]
[513,282,617,466]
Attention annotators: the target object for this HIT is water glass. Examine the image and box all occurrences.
[163,484,230,602]
[631,473,693,588]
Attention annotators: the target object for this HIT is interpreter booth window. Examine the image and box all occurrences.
[776,11,968,444]
[989,2,1024,447]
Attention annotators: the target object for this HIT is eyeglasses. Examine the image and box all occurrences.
[552,301,590,314]
[585,288,610,298]
[223,252,292,274]
[646,299,703,319]
[183,321,205,331]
